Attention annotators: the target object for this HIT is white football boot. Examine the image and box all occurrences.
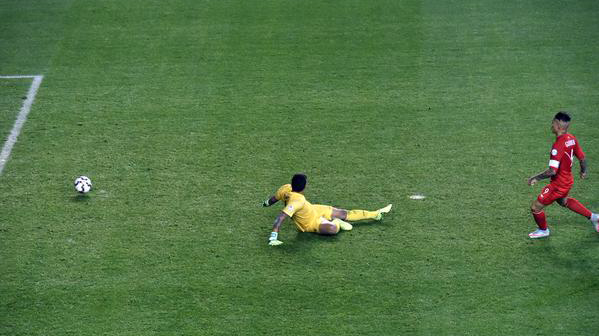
[591,213,599,232]
[332,218,353,231]
[374,204,393,220]
[528,228,550,239]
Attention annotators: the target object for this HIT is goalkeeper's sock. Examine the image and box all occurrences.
[346,210,379,221]
[564,198,592,218]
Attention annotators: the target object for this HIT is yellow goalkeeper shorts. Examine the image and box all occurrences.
[294,204,333,233]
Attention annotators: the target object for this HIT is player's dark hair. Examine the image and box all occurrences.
[554,111,571,122]
[291,173,307,192]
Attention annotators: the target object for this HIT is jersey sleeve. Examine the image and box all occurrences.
[282,198,303,217]
[274,184,292,201]
[548,142,564,172]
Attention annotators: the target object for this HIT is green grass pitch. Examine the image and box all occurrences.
[1,1,599,335]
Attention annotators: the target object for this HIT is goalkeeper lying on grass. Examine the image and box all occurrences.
[262,173,392,246]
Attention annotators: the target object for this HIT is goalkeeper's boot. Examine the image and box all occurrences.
[591,213,599,232]
[374,204,393,220]
[333,218,352,231]
[528,228,550,238]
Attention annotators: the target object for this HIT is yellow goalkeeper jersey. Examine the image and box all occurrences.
[274,184,319,232]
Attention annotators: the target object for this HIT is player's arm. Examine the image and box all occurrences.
[579,158,587,179]
[575,141,587,179]
[528,168,556,186]
[529,144,562,186]
[262,196,278,207]
[268,212,288,246]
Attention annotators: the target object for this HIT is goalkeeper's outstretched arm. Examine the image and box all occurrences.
[262,196,279,207]
[268,212,288,246]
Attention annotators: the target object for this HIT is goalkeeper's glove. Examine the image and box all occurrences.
[268,232,283,246]
[262,199,271,207]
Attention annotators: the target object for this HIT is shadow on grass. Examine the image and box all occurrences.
[526,232,599,277]
[70,194,91,202]
[524,234,599,309]
[271,219,383,255]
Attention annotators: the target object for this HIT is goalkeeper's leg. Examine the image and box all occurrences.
[318,218,341,235]
[331,204,392,222]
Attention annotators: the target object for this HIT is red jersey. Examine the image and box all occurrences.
[548,133,585,189]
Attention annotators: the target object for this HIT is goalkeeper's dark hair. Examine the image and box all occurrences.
[291,173,307,192]
[554,111,571,122]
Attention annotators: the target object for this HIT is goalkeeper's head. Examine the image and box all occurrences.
[291,173,307,193]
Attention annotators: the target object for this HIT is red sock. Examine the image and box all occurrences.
[565,198,592,218]
[532,210,548,230]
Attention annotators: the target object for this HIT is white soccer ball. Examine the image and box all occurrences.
[74,176,92,193]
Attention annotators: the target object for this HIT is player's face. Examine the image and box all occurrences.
[551,119,569,135]
[551,119,559,135]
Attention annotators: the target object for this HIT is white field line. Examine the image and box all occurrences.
[0,75,44,176]
[0,75,39,79]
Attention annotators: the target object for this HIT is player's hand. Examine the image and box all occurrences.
[268,231,282,246]
[581,171,587,179]
[268,239,283,246]
[527,177,537,186]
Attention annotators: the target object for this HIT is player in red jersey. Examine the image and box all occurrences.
[527,112,599,238]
